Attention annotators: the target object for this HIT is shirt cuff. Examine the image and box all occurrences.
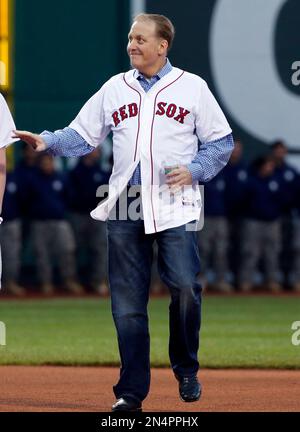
[40,131,55,149]
[186,163,203,182]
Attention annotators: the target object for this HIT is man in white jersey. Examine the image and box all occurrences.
[14,14,234,411]
[0,94,19,286]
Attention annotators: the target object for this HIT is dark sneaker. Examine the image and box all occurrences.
[176,374,202,402]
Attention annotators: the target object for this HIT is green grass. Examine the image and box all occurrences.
[0,296,299,368]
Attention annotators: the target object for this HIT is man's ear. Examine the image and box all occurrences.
[158,39,168,55]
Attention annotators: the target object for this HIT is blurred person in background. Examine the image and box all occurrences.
[1,170,24,295]
[198,171,233,293]
[237,156,284,293]
[14,144,39,223]
[28,153,83,295]
[223,138,248,284]
[14,144,39,284]
[15,144,38,185]
[289,173,300,292]
[68,148,110,295]
[270,140,297,194]
[269,140,298,286]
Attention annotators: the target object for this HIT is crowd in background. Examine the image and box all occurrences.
[1,146,110,296]
[1,138,300,296]
[199,139,300,294]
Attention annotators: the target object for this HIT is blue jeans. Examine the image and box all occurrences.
[107,198,202,404]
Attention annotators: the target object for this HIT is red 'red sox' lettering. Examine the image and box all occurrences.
[112,101,190,126]
[128,103,138,117]
[166,104,177,118]
[156,102,167,116]
[119,105,128,121]
[156,102,190,124]
[174,106,191,124]
[112,103,138,127]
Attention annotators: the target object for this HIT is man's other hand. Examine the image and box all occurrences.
[165,165,193,193]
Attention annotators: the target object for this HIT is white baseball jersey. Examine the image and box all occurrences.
[69,67,232,234]
[0,93,19,148]
[0,93,18,288]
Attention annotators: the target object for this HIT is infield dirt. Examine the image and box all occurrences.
[0,366,299,412]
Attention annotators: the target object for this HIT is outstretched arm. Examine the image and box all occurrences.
[12,127,94,157]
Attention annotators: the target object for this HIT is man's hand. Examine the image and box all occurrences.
[165,165,193,193]
[12,130,47,152]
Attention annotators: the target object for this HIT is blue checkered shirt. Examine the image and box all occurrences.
[42,59,234,183]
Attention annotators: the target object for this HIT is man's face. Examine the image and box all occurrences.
[127,19,167,76]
